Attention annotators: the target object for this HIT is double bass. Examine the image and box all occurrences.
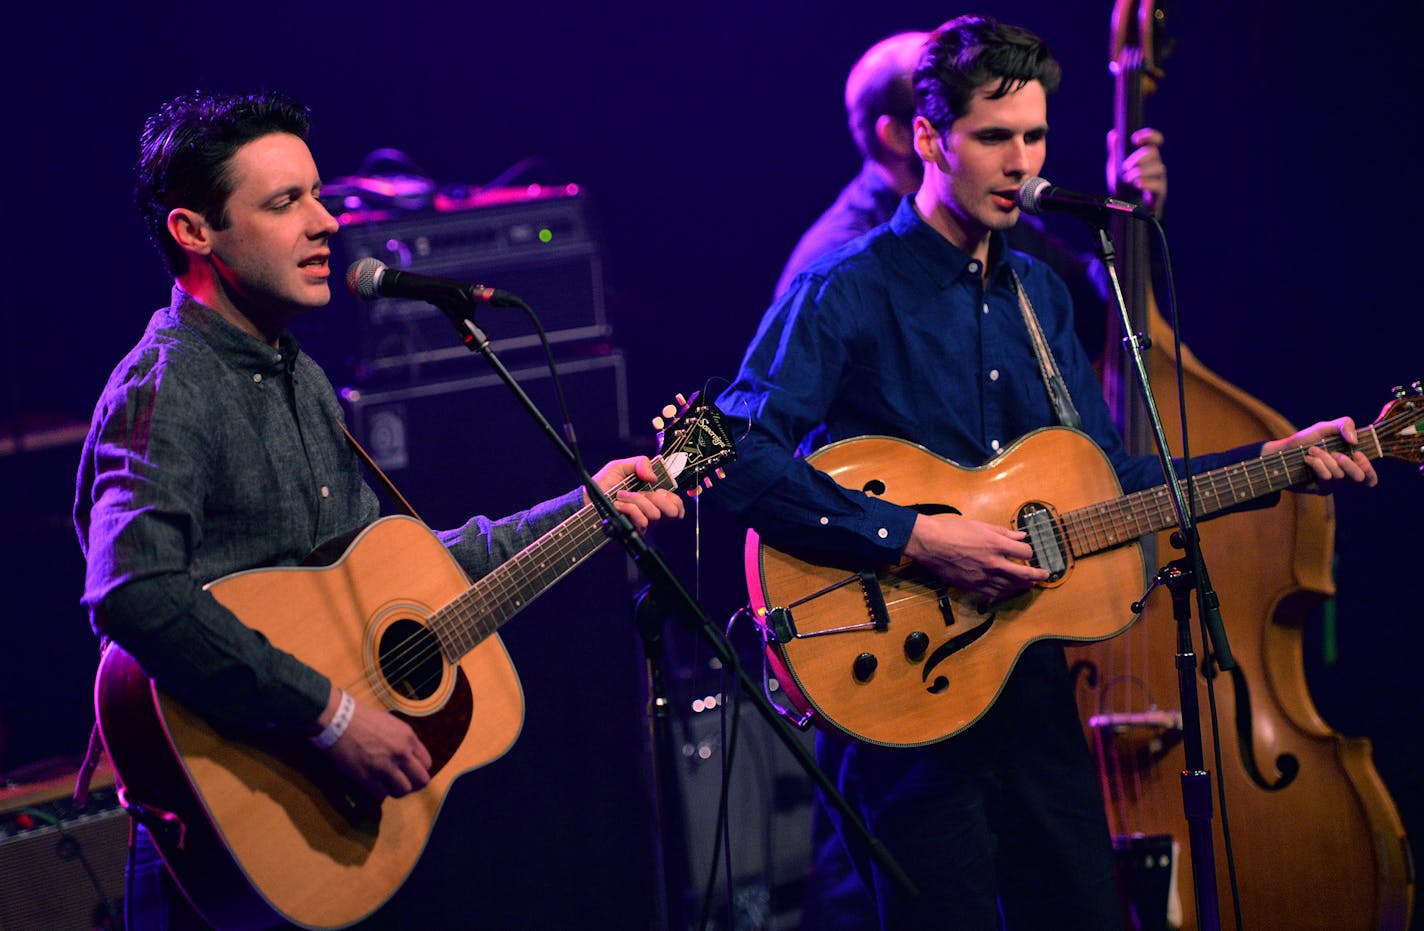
[1066,2,1415,928]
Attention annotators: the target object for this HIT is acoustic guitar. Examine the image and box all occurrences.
[95,393,735,930]
[746,387,1421,748]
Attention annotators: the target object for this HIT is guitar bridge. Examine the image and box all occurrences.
[858,570,891,631]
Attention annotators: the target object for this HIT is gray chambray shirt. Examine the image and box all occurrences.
[75,286,581,735]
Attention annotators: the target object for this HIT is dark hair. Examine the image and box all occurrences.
[134,90,312,276]
[914,15,1061,133]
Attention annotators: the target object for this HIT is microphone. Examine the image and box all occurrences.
[1015,176,1153,222]
[344,257,522,308]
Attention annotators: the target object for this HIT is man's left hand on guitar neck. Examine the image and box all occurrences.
[1261,416,1379,494]
[589,456,687,533]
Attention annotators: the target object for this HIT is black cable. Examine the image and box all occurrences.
[1149,215,1245,931]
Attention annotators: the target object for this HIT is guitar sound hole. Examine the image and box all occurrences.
[378,619,444,701]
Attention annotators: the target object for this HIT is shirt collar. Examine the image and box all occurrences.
[888,194,1029,290]
[168,284,300,375]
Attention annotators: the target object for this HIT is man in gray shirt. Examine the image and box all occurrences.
[75,90,683,928]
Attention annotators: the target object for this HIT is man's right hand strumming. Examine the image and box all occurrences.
[314,684,433,800]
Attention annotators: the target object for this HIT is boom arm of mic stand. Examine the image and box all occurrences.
[433,302,920,900]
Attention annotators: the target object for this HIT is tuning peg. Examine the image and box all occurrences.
[675,393,688,406]
[1411,381,1422,395]
[652,416,665,431]
[662,404,677,419]
[715,467,726,480]
[687,486,702,498]
[1392,385,1405,398]
[703,476,714,488]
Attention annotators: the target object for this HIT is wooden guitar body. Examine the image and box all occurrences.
[748,430,1145,747]
[745,393,1419,759]
[92,392,736,929]
[97,516,523,929]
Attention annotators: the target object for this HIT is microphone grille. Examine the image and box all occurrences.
[346,257,386,300]
[1015,176,1051,215]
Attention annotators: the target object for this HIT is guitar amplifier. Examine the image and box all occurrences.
[295,185,610,386]
[0,765,126,931]
[339,348,631,532]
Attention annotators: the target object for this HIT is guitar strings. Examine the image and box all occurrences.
[758,408,1417,644]
[336,403,1415,712]
[331,417,721,711]
[335,469,649,709]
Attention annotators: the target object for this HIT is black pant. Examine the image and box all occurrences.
[803,641,1124,931]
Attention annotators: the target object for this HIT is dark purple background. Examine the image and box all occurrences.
[4,1,1418,926]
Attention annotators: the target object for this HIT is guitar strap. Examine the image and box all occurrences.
[341,424,424,522]
[1009,269,1083,431]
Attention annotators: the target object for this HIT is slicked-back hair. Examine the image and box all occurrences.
[135,90,312,276]
[914,15,1061,134]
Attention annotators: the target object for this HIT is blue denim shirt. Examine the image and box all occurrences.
[75,287,581,735]
[717,197,1265,565]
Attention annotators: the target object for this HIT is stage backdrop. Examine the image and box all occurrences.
[4,2,1418,928]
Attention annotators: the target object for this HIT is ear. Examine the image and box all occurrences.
[166,207,214,257]
[875,114,916,158]
[911,115,942,164]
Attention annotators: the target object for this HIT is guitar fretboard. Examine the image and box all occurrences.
[424,459,676,660]
[1062,424,1382,557]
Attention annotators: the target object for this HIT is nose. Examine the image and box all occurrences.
[308,196,340,239]
[1004,139,1030,177]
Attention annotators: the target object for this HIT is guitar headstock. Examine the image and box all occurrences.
[1374,382,1424,470]
[652,391,737,495]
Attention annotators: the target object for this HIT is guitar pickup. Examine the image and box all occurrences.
[1018,504,1068,580]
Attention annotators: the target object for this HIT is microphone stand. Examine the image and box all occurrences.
[1092,225,1232,931]
[633,582,693,931]
[430,303,918,926]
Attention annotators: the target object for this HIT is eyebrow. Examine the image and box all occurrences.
[971,123,1049,137]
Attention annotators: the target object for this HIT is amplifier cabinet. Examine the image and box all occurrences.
[340,349,630,532]
[297,187,609,385]
[0,779,126,931]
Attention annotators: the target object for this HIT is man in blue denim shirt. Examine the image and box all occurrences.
[716,16,1375,929]
[75,90,682,928]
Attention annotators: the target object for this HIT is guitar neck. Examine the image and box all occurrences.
[1063,425,1381,557]
[425,460,675,661]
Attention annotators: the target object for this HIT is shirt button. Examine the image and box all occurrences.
[989,369,1000,381]
[320,486,330,498]
[252,373,262,383]
[877,528,889,539]
[967,261,980,274]
[982,302,990,315]
[819,516,829,525]
[991,439,1001,451]
[274,353,283,363]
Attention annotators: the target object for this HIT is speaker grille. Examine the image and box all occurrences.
[0,784,127,931]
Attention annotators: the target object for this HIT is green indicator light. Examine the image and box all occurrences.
[538,228,553,243]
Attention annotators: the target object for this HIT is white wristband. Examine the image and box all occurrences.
[310,690,355,750]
